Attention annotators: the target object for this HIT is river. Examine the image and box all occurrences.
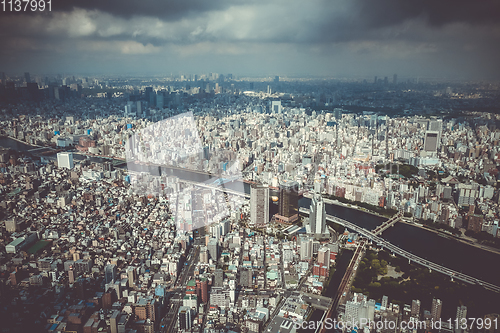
[2,136,500,285]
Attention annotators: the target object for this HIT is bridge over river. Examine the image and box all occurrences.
[299,207,500,294]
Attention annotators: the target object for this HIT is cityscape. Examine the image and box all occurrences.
[1,1,500,333]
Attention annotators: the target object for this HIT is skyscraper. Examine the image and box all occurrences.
[57,152,74,169]
[317,247,330,268]
[309,193,327,236]
[424,131,439,152]
[200,278,208,303]
[431,298,442,321]
[250,184,269,226]
[393,74,398,85]
[411,299,421,318]
[428,119,443,144]
[136,101,142,115]
[271,100,282,114]
[276,180,299,224]
[127,267,136,288]
[105,264,117,284]
[178,306,192,330]
[214,269,224,287]
[208,238,219,262]
[156,92,164,109]
[24,72,30,83]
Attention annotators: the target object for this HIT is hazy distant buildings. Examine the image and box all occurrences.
[276,181,299,224]
[334,108,342,120]
[250,184,269,226]
[57,152,74,169]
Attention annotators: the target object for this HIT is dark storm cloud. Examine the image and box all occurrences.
[355,0,500,28]
[1,0,500,78]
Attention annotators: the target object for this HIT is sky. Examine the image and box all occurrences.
[1,0,500,79]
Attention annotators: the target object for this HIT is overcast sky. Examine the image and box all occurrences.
[1,0,500,79]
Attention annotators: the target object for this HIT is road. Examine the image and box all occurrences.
[160,245,200,332]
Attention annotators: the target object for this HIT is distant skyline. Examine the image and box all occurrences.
[1,0,500,79]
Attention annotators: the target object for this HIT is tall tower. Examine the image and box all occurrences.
[309,193,327,236]
[276,180,299,224]
[250,184,269,226]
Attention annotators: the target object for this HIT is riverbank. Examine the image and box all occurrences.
[0,135,43,148]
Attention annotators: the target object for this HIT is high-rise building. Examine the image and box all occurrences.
[200,278,208,303]
[240,268,253,288]
[317,247,330,268]
[309,193,327,236]
[136,101,142,115]
[271,100,282,113]
[127,267,136,288]
[208,238,219,262]
[424,131,439,152]
[105,264,116,284]
[456,305,467,328]
[381,295,389,309]
[411,299,421,318]
[431,298,442,321]
[393,74,398,85]
[110,310,120,333]
[250,184,269,226]
[24,72,30,83]
[428,119,443,133]
[334,108,342,120]
[156,92,164,109]
[299,235,313,261]
[57,152,74,169]
[276,180,299,224]
[214,269,224,287]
